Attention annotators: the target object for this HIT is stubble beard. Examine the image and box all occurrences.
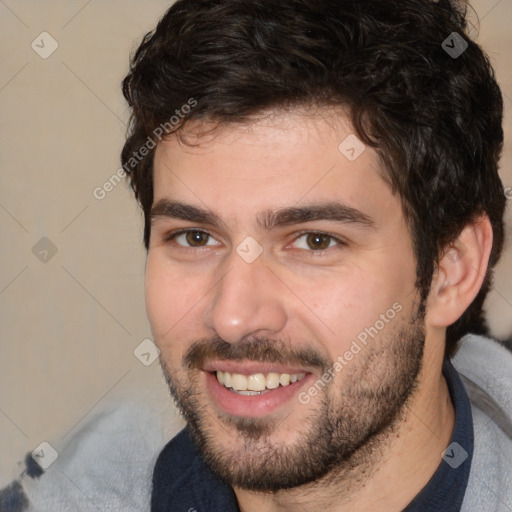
[161,316,425,492]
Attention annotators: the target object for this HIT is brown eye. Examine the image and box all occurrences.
[305,233,333,250]
[185,231,211,246]
[164,229,220,250]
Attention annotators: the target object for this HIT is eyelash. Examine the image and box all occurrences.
[163,229,217,247]
[162,229,347,253]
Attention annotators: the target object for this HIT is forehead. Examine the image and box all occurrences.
[152,111,398,229]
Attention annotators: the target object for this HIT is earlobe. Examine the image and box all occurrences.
[426,215,493,328]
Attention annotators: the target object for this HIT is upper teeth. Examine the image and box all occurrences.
[216,371,306,392]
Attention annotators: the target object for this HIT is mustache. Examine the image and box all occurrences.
[183,335,330,372]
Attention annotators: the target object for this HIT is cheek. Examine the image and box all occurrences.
[301,274,382,342]
[290,262,414,355]
[145,253,203,340]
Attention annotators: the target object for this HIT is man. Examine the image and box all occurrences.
[1,0,511,511]
[120,0,512,510]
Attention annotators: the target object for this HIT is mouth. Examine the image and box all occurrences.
[216,370,306,395]
[202,362,313,417]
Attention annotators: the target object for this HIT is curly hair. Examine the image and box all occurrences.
[121,0,505,358]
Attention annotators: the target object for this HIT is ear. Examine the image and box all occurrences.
[425,215,493,328]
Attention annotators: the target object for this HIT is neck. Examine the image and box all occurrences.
[234,339,455,512]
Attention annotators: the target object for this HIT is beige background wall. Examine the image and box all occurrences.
[0,0,511,485]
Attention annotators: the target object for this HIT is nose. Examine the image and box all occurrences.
[203,251,288,343]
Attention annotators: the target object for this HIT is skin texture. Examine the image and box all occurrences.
[145,111,492,511]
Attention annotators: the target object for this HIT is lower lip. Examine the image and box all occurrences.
[205,371,312,417]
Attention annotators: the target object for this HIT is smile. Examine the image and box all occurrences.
[204,368,312,417]
[216,370,306,395]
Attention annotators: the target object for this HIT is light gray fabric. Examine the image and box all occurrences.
[453,335,512,512]
[12,334,512,511]
[23,402,177,512]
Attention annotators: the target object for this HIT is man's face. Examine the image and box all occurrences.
[146,111,424,490]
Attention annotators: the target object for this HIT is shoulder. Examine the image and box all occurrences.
[452,334,512,511]
[453,333,512,436]
[0,401,182,512]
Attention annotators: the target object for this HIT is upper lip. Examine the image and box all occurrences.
[202,360,313,376]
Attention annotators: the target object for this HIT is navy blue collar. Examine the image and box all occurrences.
[152,359,474,512]
[403,358,474,511]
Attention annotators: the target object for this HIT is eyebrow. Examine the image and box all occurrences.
[259,203,375,230]
[150,199,375,230]
[151,200,225,227]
